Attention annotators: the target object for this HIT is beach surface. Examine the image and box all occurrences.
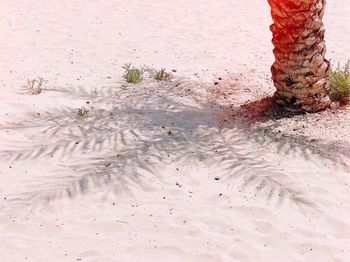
[0,1,349,261]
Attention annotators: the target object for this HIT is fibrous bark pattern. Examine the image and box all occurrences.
[268,0,331,112]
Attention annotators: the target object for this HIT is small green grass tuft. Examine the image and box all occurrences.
[154,68,171,81]
[76,106,89,118]
[25,77,47,95]
[329,60,350,105]
[122,63,144,84]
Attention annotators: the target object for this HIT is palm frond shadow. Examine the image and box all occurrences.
[1,73,347,209]
[230,96,350,168]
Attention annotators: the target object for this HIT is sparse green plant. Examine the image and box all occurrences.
[76,106,89,118]
[122,63,144,84]
[329,59,350,105]
[154,68,171,81]
[25,77,47,95]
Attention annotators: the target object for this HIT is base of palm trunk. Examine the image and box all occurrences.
[268,0,331,113]
[274,89,330,112]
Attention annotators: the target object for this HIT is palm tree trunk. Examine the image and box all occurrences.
[268,0,331,112]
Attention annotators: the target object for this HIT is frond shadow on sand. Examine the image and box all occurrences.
[0,72,348,210]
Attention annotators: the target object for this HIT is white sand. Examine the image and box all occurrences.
[0,1,349,261]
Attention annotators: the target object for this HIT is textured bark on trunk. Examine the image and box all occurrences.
[268,0,331,112]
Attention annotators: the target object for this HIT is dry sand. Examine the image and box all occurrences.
[0,0,349,261]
